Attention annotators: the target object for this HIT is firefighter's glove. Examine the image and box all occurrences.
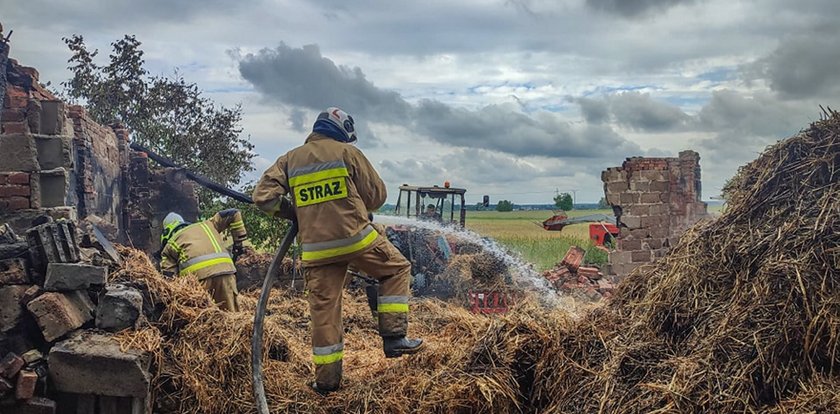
[275,196,296,221]
[232,243,245,261]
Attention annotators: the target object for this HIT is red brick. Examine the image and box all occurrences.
[0,352,24,379]
[578,266,601,278]
[5,85,27,99]
[2,121,28,134]
[0,185,30,197]
[18,66,40,82]
[4,95,28,110]
[26,291,94,342]
[0,196,31,211]
[561,246,586,272]
[0,175,5,185]
[15,370,38,399]
[7,173,30,185]
[2,109,24,122]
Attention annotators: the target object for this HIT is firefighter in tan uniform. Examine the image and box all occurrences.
[159,209,248,311]
[253,107,424,393]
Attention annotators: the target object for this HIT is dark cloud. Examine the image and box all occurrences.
[378,149,583,191]
[288,107,307,132]
[239,43,411,122]
[608,92,690,131]
[412,100,640,158]
[572,92,690,131]
[745,27,840,100]
[378,159,446,185]
[575,97,610,124]
[1,0,244,28]
[695,90,816,139]
[240,43,642,159]
[585,0,697,18]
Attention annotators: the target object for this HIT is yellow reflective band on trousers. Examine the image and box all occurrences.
[377,295,409,313]
[300,225,378,261]
[312,343,344,365]
[378,303,409,313]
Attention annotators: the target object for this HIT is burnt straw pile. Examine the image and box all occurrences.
[114,110,837,413]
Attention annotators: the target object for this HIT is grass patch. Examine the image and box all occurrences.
[465,209,612,271]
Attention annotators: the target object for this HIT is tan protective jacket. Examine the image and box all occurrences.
[160,210,248,280]
[253,133,387,266]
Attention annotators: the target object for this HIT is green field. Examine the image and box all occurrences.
[465,209,612,271]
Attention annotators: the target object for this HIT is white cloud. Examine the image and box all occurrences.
[1,0,837,204]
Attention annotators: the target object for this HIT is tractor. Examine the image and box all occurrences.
[384,183,511,314]
[393,183,467,227]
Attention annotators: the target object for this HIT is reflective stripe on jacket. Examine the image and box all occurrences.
[160,211,246,280]
[253,133,387,266]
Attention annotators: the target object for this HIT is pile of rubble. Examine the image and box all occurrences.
[0,220,152,413]
[542,246,615,301]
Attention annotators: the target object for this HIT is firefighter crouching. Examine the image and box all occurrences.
[159,209,248,311]
[253,107,424,393]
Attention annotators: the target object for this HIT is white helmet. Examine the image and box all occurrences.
[163,212,184,228]
[161,212,186,244]
[316,107,357,143]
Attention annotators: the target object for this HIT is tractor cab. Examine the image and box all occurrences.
[394,183,467,227]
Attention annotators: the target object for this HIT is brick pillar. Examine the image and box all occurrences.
[602,151,708,278]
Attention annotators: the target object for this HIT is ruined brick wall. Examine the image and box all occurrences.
[602,150,707,277]
[1,56,199,250]
[0,61,77,231]
[67,105,129,230]
[126,153,200,254]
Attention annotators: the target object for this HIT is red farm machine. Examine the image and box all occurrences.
[542,212,619,248]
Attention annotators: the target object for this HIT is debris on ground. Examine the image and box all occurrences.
[0,218,152,413]
[542,245,614,301]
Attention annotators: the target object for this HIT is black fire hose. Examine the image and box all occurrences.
[129,142,254,204]
[252,221,298,414]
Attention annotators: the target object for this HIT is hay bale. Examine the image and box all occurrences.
[556,108,840,412]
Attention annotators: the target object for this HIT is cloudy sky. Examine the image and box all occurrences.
[3,0,838,204]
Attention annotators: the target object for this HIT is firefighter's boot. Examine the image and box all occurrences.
[383,336,425,358]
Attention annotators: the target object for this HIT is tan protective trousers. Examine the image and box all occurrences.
[304,236,411,390]
[201,273,240,312]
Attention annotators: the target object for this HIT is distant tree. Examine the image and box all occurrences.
[598,197,610,209]
[554,193,573,211]
[474,202,485,211]
[204,184,291,251]
[496,200,514,212]
[61,34,255,209]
